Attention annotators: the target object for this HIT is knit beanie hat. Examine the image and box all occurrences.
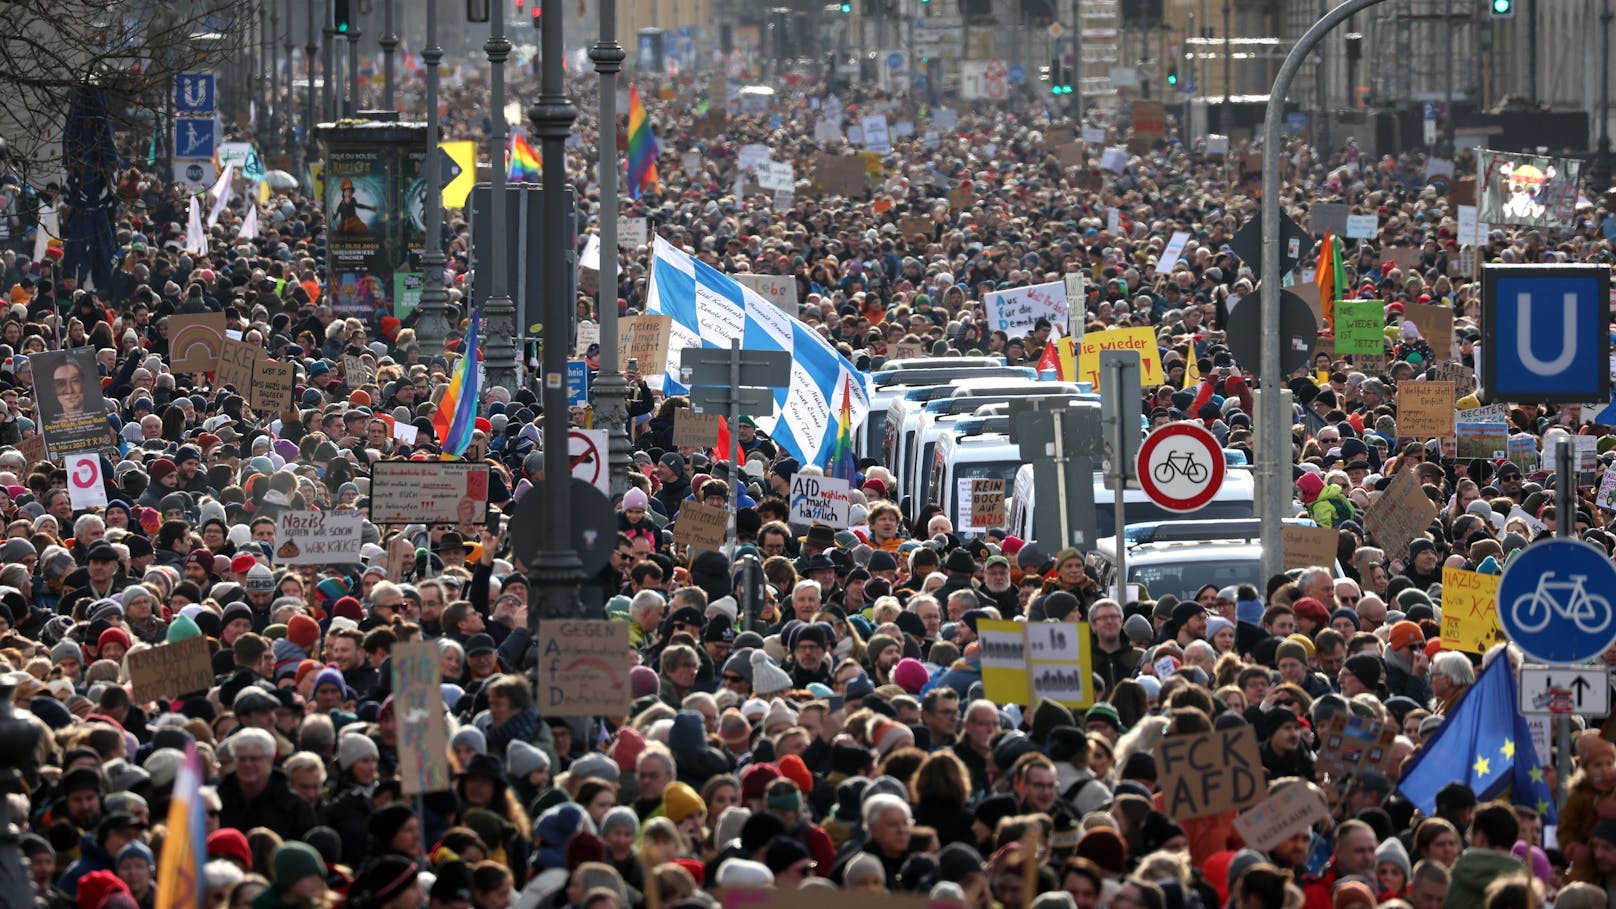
[507,739,550,779]
[750,651,793,697]
[601,806,639,839]
[892,657,930,694]
[337,731,379,770]
[663,781,706,824]
[1030,699,1076,743]
[271,842,325,891]
[287,614,320,651]
[870,719,914,758]
[451,726,487,756]
[1376,836,1411,877]
[777,754,813,795]
[1344,652,1382,690]
[1275,640,1308,666]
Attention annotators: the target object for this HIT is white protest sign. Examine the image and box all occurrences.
[1100,147,1129,174]
[755,161,794,192]
[737,144,771,170]
[393,421,419,445]
[814,119,842,144]
[1107,208,1122,235]
[574,320,600,356]
[921,131,940,150]
[983,280,1069,337]
[620,217,648,249]
[1345,213,1379,239]
[1455,205,1489,247]
[1064,273,1088,339]
[1082,126,1107,145]
[893,121,915,138]
[935,108,959,131]
[1204,134,1230,156]
[847,125,864,146]
[789,474,851,529]
[274,511,364,565]
[66,453,108,510]
[861,115,892,154]
[732,274,799,314]
[1155,231,1192,274]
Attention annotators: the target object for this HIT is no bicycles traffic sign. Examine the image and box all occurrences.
[1136,421,1225,513]
[1497,538,1616,665]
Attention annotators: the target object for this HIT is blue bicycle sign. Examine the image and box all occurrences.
[1498,538,1616,664]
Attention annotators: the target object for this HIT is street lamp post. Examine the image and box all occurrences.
[380,0,398,111]
[590,0,630,500]
[347,26,362,112]
[1598,0,1613,190]
[306,0,318,170]
[528,0,585,618]
[482,0,519,391]
[415,0,453,357]
[323,0,336,119]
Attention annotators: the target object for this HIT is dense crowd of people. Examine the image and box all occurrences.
[0,28,1613,909]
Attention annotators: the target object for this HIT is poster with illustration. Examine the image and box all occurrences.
[326,146,391,320]
[31,348,111,459]
[1477,150,1581,229]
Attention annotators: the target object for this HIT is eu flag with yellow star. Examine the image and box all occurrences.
[1398,654,1557,822]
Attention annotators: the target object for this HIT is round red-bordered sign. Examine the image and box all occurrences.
[1135,421,1225,513]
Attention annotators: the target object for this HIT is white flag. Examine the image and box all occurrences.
[207,163,235,226]
[186,196,209,256]
[578,233,600,271]
[32,203,57,262]
[237,205,259,240]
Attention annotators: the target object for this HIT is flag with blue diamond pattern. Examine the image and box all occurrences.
[646,235,870,469]
[1397,654,1556,822]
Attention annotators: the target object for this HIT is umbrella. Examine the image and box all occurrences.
[264,170,298,190]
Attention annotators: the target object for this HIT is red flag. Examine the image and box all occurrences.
[1037,339,1061,379]
[712,416,732,464]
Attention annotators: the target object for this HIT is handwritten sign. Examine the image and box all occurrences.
[970,478,1007,529]
[215,337,260,390]
[1075,327,1165,389]
[1282,525,1340,571]
[274,511,364,565]
[1345,213,1379,239]
[1397,381,1457,439]
[1440,566,1504,653]
[1314,714,1400,781]
[983,280,1068,337]
[127,636,214,703]
[813,154,867,197]
[392,641,450,795]
[672,500,729,551]
[789,474,850,529]
[169,313,227,373]
[892,341,925,361]
[673,410,724,450]
[1156,727,1264,820]
[618,314,672,374]
[1403,303,1454,352]
[537,620,630,717]
[370,461,489,525]
[1233,782,1331,851]
[1365,468,1437,561]
[732,273,799,314]
[248,360,295,413]
[1334,300,1384,355]
[344,354,375,388]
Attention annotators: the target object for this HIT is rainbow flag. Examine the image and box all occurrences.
[508,134,541,183]
[155,743,206,909]
[627,84,660,199]
[827,374,856,481]
[1317,231,1347,332]
[432,309,482,457]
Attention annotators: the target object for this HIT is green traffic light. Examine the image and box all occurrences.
[337,22,349,31]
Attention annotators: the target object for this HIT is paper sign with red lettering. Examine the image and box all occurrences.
[1075,327,1164,389]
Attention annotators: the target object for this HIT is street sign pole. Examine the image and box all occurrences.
[730,338,742,550]
[1052,409,1072,552]
[1555,440,1573,807]
[1102,352,1139,600]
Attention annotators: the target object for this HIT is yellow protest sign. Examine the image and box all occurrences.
[440,140,479,210]
[977,619,1029,705]
[975,619,1094,708]
[1075,327,1165,389]
[1440,567,1505,653]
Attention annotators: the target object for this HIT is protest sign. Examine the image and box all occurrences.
[732,274,799,314]
[169,313,227,373]
[1282,525,1340,571]
[898,216,933,240]
[537,620,630,717]
[1233,783,1331,851]
[1432,362,1476,394]
[274,511,364,565]
[66,453,107,510]
[754,161,794,193]
[1054,142,1086,168]
[344,354,375,388]
[1100,147,1129,174]
[1155,231,1191,274]
[1508,434,1538,472]
[392,641,451,795]
[1131,100,1166,144]
[1403,304,1454,352]
[618,314,672,374]
[1456,422,1509,460]
[674,410,724,450]
[1075,327,1165,389]
[1598,469,1616,512]
[892,341,925,361]
[1385,247,1424,273]
[1309,203,1351,237]
[1314,714,1400,782]
[978,619,1032,704]
[1365,468,1437,560]
[215,337,261,390]
[970,478,1007,529]
[860,115,892,154]
[1334,300,1384,356]
[1397,382,1457,439]
[1477,150,1581,229]
[18,435,45,467]
[672,500,729,551]
[128,636,215,703]
[370,460,490,525]
[1156,727,1264,819]
[789,474,851,528]
[737,144,770,170]
[813,155,867,196]
[1345,214,1379,239]
[983,281,1068,337]
[1025,621,1094,708]
[1440,566,1505,653]
[620,216,648,249]
[31,348,111,459]
[248,360,295,413]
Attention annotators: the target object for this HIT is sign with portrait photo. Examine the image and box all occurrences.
[31,348,111,459]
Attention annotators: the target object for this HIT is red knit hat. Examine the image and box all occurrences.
[740,761,780,802]
[777,754,813,795]
[287,614,320,651]
[207,828,252,869]
[97,627,131,654]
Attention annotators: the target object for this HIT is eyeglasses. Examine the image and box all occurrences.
[722,674,748,685]
[1339,595,1359,604]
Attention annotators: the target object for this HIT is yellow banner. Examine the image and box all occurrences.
[1075,326,1165,389]
[1439,567,1504,654]
[977,619,1031,705]
[440,140,479,210]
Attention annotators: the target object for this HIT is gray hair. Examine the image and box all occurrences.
[861,792,912,829]
[227,728,276,760]
[1431,651,1476,689]
[630,590,664,617]
[282,751,327,785]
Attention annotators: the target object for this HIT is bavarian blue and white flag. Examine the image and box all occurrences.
[647,235,870,469]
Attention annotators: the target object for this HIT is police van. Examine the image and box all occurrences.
[929,417,1022,535]
[901,383,1083,507]
[1007,464,1256,545]
[863,361,1033,460]
[883,377,1069,499]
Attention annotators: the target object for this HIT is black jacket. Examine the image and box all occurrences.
[217,769,319,842]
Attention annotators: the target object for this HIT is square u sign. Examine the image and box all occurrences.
[1480,264,1610,403]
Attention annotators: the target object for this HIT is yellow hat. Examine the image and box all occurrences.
[662,781,705,825]
[1285,632,1317,658]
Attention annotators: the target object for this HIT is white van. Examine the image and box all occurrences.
[1008,464,1257,545]
[903,384,1082,507]
[930,423,1022,535]
[863,363,1033,460]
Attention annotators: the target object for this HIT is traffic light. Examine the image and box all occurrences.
[334,0,351,32]
[1048,59,1072,94]
[1166,67,1178,87]
[532,4,541,28]
[1490,0,1514,16]
[840,1,851,11]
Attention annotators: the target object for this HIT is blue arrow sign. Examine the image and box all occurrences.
[1481,264,1611,403]
[1498,538,1616,664]
[1008,64,1027,84]
[566,360,590,407]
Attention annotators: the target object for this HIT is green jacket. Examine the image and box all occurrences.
[1444,848,1525,909]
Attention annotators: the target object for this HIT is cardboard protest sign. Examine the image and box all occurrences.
[1334,301,1384,356]
[673,410,724,450]
[370,460,490,525]
[1477,149,1581,229]
[1054,142,1086,168]
[970,478,1008,529]
[18,435,45,467]
[1397,382,1457,439]
[274,511,364,565]
[732,274,798,314]
[1131,101,1166,144]
[899,216,932,240]
[813,154,867,196]
[169,313,227,373]
[1365,468,1437,560]
[983,280,1068,337]
[1157,727,1264,819]
[1075,327,1165,389]
[1456,422,1509,460]
[1313,714,1400,782]
[618,315,672,374]
[1233,783,1331,851]
[215,337,261,390]
[343,354,375,388]
[1309,203,1351,237]
[892,341,925,361]
[1440,566,1505,653]
[1385,247,1424,273]
[392,641,451,795]
[1432,362,1476,394]
[789,474,851,529]
[1403,304,1454,351]
[248,360,295,413]
[1282,525,1340,571]
[127,636,215,703]
[537,620,630,717]
[31,348,111,459]
[672,500,729,551]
